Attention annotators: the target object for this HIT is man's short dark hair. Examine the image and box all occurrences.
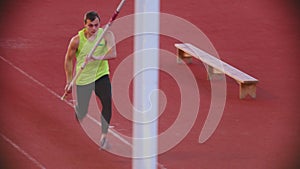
[84,11,101,24]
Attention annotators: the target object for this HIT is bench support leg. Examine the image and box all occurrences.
[207,65,224,80]
[177,49,192,64]
[239,83,257,99]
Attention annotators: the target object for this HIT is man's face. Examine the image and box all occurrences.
[85,18,100,35]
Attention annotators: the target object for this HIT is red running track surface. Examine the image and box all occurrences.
[0,0,299,168]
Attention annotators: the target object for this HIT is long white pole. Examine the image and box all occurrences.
[133,0,160,168]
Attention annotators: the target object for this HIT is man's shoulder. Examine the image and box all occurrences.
[70,34,79,46]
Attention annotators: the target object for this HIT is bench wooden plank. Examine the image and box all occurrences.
[175,43,259,99]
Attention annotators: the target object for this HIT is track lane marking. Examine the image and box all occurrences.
[0,55,167,169]
[0,133,47,169]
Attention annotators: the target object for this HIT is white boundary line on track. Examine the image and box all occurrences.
[0,55,128,144]
[0,133,46,169]
[0,55,167,169]
[87,115,132,147]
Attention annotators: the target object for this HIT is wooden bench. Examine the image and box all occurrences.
[175,43,258,99]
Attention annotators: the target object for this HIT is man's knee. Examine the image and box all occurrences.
[75,105,88,120]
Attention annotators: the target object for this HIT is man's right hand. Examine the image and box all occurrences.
[64,82,72,94]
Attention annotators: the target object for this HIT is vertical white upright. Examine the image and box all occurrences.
[133,0,160,169]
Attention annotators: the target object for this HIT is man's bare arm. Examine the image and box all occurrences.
[91,31,117,60]
[64,36,78,91]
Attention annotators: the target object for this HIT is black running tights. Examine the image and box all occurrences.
[75,75,112,134]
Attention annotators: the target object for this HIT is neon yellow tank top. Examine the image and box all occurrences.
[76,28,109,85]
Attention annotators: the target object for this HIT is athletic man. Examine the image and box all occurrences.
[63,11,116,149]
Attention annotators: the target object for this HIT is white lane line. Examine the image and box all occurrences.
[0,56,63,102]
[87,115,132,147]
[0,133,46,169]
[0,55,167,169]
[0,56,130,146]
